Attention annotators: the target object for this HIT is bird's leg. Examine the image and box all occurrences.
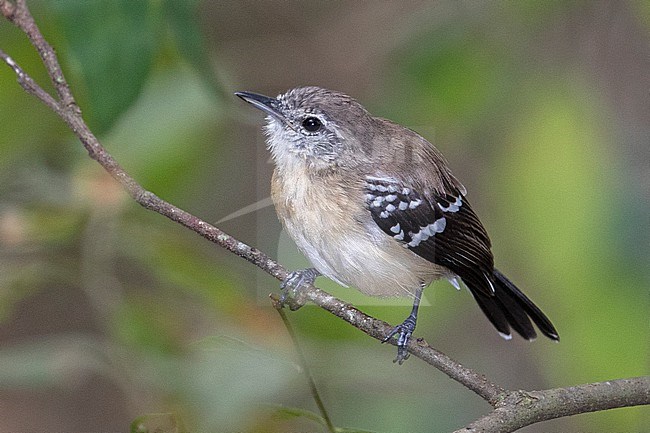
[383,284,424,364]
[279,268,321,310]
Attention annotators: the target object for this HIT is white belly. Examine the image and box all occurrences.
[272,170,445,297]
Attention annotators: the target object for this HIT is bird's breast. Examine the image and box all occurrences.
[271,168,444,297]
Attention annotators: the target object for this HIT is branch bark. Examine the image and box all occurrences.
[455,376,650,433]
[0,0,503,405]
[1,1,648,431]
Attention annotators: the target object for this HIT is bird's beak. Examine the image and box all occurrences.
[235,91,286,123]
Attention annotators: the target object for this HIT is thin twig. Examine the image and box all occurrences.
[294,284,506,403]
[6,0,77,108]
[0,47,60,113]
[271,295,336,433]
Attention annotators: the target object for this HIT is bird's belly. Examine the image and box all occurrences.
[278,198,444,297]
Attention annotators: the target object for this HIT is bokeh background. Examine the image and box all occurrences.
[1,1,649,432]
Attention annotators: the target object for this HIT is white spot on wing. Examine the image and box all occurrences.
[407,230,426,247]
[432,217,446,233]
[406,217,446,248]
[390,223,401,233]
[439,195,463,213]
[385,204,396,212]
[498,332,513,341]
[408,199,422,209]
[398,201,408,211]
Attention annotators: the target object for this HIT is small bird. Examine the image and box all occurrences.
[236,86,559,363]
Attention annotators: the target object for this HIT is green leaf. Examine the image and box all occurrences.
[270,405,329,427]
[269,405,376,432]
[50,0,158,134]
[161,0,221,98]
[102,66,221,198]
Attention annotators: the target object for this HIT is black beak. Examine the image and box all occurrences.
[235,91,285,122]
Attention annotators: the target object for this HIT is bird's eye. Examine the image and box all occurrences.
[302,116,322,132]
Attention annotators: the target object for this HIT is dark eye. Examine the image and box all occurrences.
[302,116,322,132]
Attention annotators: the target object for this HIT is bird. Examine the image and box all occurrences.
[236,86,559,363]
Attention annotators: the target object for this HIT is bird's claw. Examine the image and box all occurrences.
[279,268,320,310]
[383,315,417,364]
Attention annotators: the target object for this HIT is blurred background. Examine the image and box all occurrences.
[0,1,649,432]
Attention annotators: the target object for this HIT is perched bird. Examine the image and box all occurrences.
[236,86,559,363]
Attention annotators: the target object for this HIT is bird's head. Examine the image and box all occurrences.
[236,86,375,172]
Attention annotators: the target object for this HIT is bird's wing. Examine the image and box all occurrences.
[364,175,495,296]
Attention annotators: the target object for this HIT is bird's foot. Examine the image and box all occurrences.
[279,268,320,311]
[383,313,417,364]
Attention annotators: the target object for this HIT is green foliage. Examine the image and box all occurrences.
[103,65,221,198]
[161,0,221,98]
[49,1,157,134]
[401,28,508,125]
[48,0,215,135]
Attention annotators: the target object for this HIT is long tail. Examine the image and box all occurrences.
[470,269,559,341]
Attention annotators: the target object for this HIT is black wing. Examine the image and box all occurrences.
[364,175,560,341]
[365,176,495,297]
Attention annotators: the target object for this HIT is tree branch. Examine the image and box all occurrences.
[1,1,648,431]
[0,0,503,404]
[4,0,76,108]
[454,376,650,433]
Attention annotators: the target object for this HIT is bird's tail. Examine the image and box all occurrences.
[470,269,559,341]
